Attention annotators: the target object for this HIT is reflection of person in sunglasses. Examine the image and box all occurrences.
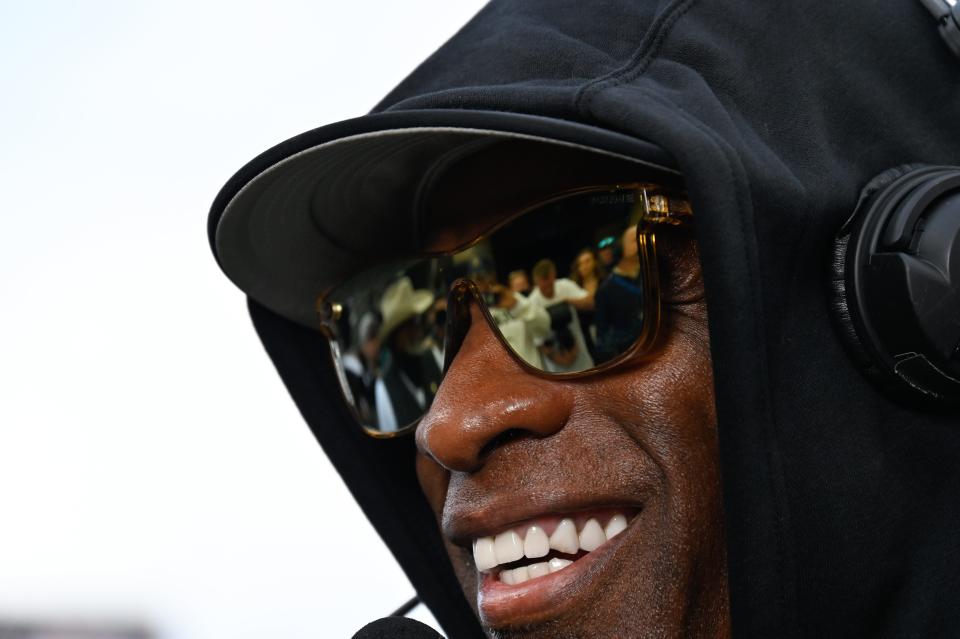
[209,2,960,638]
[373,278,444,433]
[339,311,381,425]
[594,225,645,364]
[570,248,606,356]
[529,259,596,373]
[469,256,551,368]
[507,269,532,295]
[594,232,619,271]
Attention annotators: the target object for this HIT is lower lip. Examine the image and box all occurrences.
[476,526,629,627]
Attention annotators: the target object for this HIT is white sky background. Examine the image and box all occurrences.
[0,2,488,637]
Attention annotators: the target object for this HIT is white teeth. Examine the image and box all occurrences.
[527,561,551,579]
[477,512,632,576]
[497,561,553,584]
[604,514,628,539]
[511,565,530,584]
[494,530,524,564]
[579,518,606,552]
[549,557,573,573]
[523,525,549,559]
[549,518,579,554]
[473,537,497,571]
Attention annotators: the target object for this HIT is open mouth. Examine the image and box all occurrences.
[471,508,637,586]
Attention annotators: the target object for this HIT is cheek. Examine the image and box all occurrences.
[591,305,717,500]
[636,310,721,534]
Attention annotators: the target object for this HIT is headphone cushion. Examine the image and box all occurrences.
[829,165,928,384]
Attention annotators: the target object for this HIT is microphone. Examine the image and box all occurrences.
[351,616,444,639]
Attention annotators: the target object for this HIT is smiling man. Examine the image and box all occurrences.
[412,203,727,635]
[208,1,960,637]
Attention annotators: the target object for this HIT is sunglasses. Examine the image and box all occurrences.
[317,182,693,437]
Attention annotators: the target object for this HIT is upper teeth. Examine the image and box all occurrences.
[471,513,629,576]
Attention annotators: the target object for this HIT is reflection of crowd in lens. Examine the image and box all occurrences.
[336,225,644,432]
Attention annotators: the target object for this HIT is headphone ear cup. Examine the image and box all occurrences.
[829,165,926,386]
[830,164,960,408]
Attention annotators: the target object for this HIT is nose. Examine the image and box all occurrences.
[416,303,572,473]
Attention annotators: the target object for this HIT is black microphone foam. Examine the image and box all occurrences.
[351,616,444,639]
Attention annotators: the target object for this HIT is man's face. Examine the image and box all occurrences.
[509,272,530,294]
[415,230,729,638]
[621,225,639,260]
[598,245,616,267]
[391,316,426,354]
[533,271,556,299]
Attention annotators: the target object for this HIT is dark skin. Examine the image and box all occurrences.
[415,227,731,638]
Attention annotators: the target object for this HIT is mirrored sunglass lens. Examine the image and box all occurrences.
[326,188,657,434]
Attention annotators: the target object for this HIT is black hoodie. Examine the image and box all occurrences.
[209,2,960,637]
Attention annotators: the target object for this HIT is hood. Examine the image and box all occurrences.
[209,2,960,637]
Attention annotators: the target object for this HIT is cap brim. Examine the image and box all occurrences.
[209,109,677,329]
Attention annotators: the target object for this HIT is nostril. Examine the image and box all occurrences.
[478,428,528,460]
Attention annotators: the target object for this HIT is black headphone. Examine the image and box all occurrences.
[832,165,960,408]
[829,3,960,410]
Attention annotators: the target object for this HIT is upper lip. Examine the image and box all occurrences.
[443,492,646,548]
